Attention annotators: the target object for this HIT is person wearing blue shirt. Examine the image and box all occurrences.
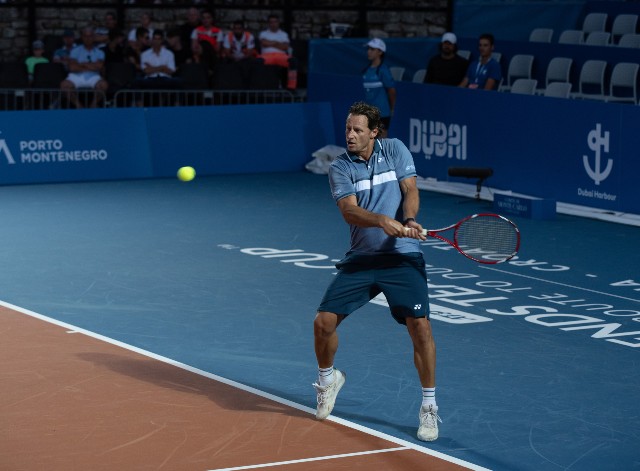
[362,38,396,137]
[312,101,441,442]
[459,33,502,90]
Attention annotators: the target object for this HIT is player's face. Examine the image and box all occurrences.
[345,114,377,157]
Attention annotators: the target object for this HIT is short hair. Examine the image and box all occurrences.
[479,33,495,46]
[136,26,149,39]
[108,29,124,41]
[232,20,245,28]
[348,101,382,132]
[152,29,164,40]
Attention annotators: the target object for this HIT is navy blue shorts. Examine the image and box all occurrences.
[318,252,430,325]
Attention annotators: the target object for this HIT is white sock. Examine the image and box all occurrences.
[422,387,436,409]
[318,366,335,387]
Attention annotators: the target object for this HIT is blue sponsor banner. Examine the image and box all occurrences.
[0,109,153,185]
[145,103,335,177]
[307,72,640,214]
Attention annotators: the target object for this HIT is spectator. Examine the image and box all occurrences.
[53,30,78,71]
[458,33,502,90]
[167,27,193,68]
[135,30,179,89]
[25,40,49,83]
[179,7,201,54]
[424,32,468,86]
[124,26,150,74]
[362,38,396,138]
[104,29,127,64]
[127,11,154,47]
[258,14,297,89]
[95,11,118,49]
[60,26,109,108]
[222,20,257,62]
[191,9,223,72]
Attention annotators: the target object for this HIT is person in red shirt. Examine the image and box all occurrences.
[191,9,222,73]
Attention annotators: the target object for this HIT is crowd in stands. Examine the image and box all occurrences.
[12,8,298,108]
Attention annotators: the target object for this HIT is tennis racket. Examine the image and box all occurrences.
[417,213,520,264]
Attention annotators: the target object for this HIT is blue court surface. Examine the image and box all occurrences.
[0,172,638,471]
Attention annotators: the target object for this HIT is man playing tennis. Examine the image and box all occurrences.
[312,102,441,441]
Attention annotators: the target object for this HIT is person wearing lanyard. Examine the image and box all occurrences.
[458,33,502,90]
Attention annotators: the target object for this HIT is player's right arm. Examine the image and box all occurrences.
[337,196,406,237]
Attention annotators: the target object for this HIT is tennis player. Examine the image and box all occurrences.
[312,102,441,441]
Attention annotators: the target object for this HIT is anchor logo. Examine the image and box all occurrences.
[583,123,612,185]
[0,132,16,165]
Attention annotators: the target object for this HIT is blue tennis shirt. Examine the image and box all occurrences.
[329,138,420,255]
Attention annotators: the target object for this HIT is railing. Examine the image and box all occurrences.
[0,88,302,111]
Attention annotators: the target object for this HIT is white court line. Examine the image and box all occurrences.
[480,266,640,304]
[0,299,490,471]
[208,446,409,471]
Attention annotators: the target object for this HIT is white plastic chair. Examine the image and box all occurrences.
[389,66,405,81]
[412,69,426,83]
[500,54,534,92]
[606,62,639,103]
[585,31,611,46]
[510,79,538,95]
[611,14,638,44]
[618,33,640,48]
[582,12,608,34]
[573,60,607,100]
[529,28,553,43]
[537,57,573,95]
[558,30,584,44]
[544,82,572,99]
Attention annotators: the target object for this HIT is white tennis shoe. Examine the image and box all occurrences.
[312,369,346,420]
[417,404,442,441]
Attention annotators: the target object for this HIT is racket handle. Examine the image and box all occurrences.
[403,226,429,237]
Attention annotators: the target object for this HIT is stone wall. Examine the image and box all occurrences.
[0,2,448,62]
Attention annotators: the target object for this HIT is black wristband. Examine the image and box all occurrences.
[403,217,416,225]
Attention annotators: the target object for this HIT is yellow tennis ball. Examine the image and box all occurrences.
[177,166,196,182]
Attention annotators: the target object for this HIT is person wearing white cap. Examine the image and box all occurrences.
[424,32,469,86]
[362,37,396,137]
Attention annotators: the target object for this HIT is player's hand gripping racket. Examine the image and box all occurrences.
[418,213,520,264]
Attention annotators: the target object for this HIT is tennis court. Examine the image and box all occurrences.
[1,172,638,470]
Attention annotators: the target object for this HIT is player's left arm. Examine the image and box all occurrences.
[399,177,426,240]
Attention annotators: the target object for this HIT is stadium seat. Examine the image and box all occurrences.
[509,78,538,95]
[585,31,611,46]
[606,62,639,104]
[32,62,66,88]
[412,69,426,83]
[457,50,471,60]
[177,63,210,90]
[582,12,608,34]
[537,57,573,95]
[389,66,405,81]
[558,30,584,44]
[611,14,638,44]
[0,62,29,88]
[500,54,534,92]
[618,33,640,48]
[529,28,553,43]
[573,60,607,100]
[543,82,572,99]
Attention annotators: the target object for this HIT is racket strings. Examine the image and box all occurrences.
[455,216,519,256]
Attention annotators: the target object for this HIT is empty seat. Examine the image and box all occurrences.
[213,62,247,90]
[544,82,572,98]
[582,12,608,34]
[510,78,538,95]
[618,33,640,48]
[573,60,607,100]
[607,62,639,103]
[611,14,638,44]
[500,54,534,91]
[412,69,426,83]
[0,62,29,88]
[389,66,405,81]
[538,57,573,94]
[32,62,67,88]
[248,61,282,90]
[178,63,210,89]
[457,50,471,60]
[585,31,611,46]
[558,30,584,44]
[529,28,553,42]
